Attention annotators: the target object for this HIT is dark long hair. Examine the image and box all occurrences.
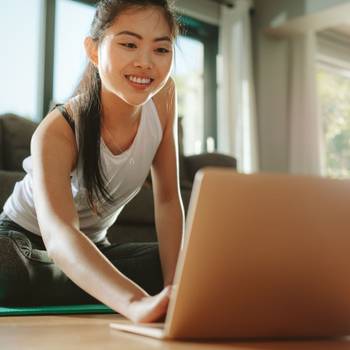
[71,0,179,215]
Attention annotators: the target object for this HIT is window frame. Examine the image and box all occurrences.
[39,0,56,119]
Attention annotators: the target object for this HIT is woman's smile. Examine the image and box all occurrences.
[124,74,155,91]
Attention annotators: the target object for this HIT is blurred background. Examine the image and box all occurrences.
[1,0,350,178]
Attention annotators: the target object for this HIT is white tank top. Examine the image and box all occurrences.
[3,98,163,243]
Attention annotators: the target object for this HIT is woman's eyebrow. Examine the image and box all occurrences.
[115,30,172,42]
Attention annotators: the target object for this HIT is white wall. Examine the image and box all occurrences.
[252,0,350,172]
[252,1,291,172]
[256,0,350,29]
[305,0,350,14]
[254,0,305,28]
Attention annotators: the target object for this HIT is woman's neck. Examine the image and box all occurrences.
[100,87,141,132]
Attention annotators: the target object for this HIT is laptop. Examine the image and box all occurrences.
[110,168,350,340]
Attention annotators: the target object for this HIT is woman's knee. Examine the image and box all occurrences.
[0,234,32,305]
[103,241,160,259]
[104,242,164,295]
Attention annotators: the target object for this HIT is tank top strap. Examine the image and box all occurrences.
[51,103,75,134]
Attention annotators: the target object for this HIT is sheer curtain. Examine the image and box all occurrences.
[288,31,325,175]
[217,0,259,173]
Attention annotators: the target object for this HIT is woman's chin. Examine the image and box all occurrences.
[118,93,153,107]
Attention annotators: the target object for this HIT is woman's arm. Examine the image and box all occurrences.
[152,78,185,286]
[31,109,164,321]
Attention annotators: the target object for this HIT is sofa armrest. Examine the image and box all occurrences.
[184,153,237,183]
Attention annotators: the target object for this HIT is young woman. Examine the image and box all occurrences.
[0,0,184,323]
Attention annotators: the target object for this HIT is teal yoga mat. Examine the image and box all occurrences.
[0,304,115,316]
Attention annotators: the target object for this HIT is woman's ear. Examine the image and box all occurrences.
[84,36,98,67]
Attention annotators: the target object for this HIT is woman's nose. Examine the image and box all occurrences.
[133,51,153,70]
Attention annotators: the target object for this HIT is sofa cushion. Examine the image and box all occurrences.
[116,185,192,225]
[0,114,38,171]
[107,224,157,244]
[0,170,25,210]
[117,186,155,225]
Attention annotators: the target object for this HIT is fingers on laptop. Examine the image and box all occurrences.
[128,286,171,324]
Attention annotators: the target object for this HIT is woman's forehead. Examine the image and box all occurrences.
[108,7,171,37]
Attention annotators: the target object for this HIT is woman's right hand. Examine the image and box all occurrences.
[126,286,172,324]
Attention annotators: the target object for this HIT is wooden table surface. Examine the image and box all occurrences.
[1,314,350,350]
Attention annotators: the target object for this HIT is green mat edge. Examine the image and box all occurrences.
[0,304,116,316]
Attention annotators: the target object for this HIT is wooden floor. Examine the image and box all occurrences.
[1,314,350,350]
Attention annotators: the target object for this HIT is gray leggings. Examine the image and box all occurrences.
[0,212,163,306]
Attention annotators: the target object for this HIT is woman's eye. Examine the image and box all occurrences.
[155,48,170,54]
[119,43,137,49]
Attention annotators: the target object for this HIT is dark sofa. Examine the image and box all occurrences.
[0,113,236,244]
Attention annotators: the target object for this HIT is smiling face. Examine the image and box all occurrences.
[87,6,174,107]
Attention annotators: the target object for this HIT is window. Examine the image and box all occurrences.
[317,63,350,178]
[53,0,95,103]
[317,31,350,178]
[0,0,42,121]
[173,37,204,155]
[173,16,218,155]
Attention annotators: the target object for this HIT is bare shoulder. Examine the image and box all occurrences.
[33,107,76,147]
[152,77,176,133]
[31,107,78,172]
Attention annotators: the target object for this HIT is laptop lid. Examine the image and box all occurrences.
[164,168,350,339]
